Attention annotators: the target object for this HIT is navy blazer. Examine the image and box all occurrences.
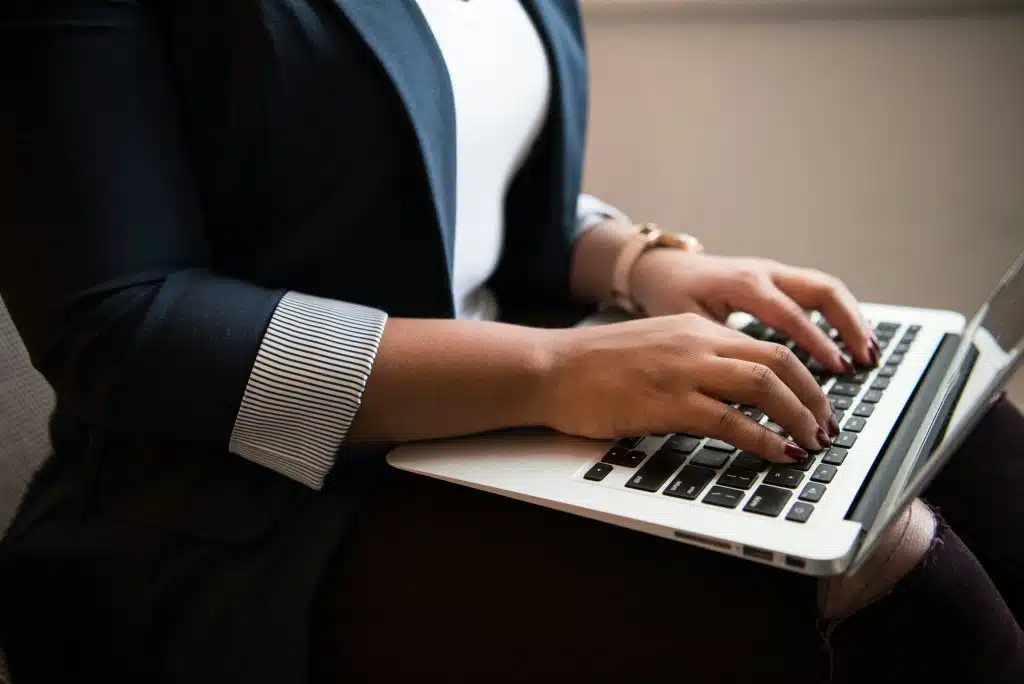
[0,1,589,681]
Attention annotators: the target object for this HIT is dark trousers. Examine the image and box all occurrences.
[314,399,1024,682]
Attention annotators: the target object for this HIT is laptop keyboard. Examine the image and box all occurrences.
[583,318,921,524]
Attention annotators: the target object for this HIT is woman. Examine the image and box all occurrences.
[0,1,1020,681]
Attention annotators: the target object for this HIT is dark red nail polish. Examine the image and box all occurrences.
[828,414,841,437]
[839,353,856,375]
[868,346,880,366]
[784,441,808,461]
[816,427,831,450]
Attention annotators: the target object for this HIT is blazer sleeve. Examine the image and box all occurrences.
[0,1,385,489]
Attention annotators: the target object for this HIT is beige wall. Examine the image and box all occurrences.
[581,9,1024,404]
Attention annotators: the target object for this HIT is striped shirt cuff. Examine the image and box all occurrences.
[229,291,388,489]
[575,193,630,239]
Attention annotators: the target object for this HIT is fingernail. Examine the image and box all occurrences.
[868,345,880,366]
[784,441,808,461]
[816,427,832,451]
[839,353,856,375]
[828,413,841,437]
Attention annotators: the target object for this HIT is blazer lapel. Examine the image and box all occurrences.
[330,0,585,276]
[331,0,458,275]
[520,0,587,240]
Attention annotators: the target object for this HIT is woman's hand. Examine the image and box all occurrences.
[540,313,839,463]
[630,249,880,375]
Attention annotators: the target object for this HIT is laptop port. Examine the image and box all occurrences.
[742,545,774,562]
[784,555,807,569]
[673,530,731,551]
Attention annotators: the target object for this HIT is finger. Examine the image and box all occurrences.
[742,283,851,375]
[773,266,877,366]
[717,337,838,436]
[696,356,828,450]
[684,394,810,464]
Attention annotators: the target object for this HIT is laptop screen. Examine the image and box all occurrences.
[935,251,1024,445]
[856,250,1024,561]
[855,252,1024,567]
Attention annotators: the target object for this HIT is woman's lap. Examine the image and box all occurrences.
[313,399,1024,682]
[922,396,1024,619]
[313,469,828,682]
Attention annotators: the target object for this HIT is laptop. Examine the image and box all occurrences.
[388,252,1024,576]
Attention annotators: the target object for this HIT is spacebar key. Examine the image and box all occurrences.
[626,448,687,492]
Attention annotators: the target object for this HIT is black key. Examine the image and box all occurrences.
[788,456,816,472]
[584,463,613,482]
[763,421,786,435]
[844,417,867,433]
[862,390,884,404]
[742,321,769,339]
[799,482,826,502]
[703,486,745,509]
[817,318,834,335]
[833,409,846,423]
[743,485,792,517]
[853,403,875,418]
[876,321,900,332]
[807,359,828,374]
[664,434,701,454]
[830,382,861,397]
[823,447,848,465]
[908,324,921,334]
[875,330,895,342]
[602,448,646,468]
[786,502,814,523]
[895,342,910,354]
[843,370,871,384]
[705,439,736,453]
[829,395,853,410]
[718,468,758,490]
[813,373,830,387]
[901,332,916,343]
[690,448,731,469]
[877,338,890,350]
[664,466,717,500]
[740,406,765,422]
[870,378,890,391]
[811,464,838,483]
[766,331,790,345]
[878,365,897,378]
[792,347,810,364]
[732,452,769,472]
[615,437,643,449]
[834,432,858,448]
[626,449,687,492]
[764,466,804,489]
[887,353,905,365]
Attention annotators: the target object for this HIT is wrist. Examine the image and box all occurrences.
[517,327,564,429]
[607,224,705,315]
[526,326,581,431]
[569,218,640,304]
[630,247,693,316]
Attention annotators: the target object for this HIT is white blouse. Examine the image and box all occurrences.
[414,0,552,320]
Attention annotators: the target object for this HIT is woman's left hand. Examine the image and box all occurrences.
[630,248,880,376]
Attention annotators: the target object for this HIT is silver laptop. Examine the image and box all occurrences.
[388,253,1024,576]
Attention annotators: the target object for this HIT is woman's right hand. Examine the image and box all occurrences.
[540,313,840,464]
